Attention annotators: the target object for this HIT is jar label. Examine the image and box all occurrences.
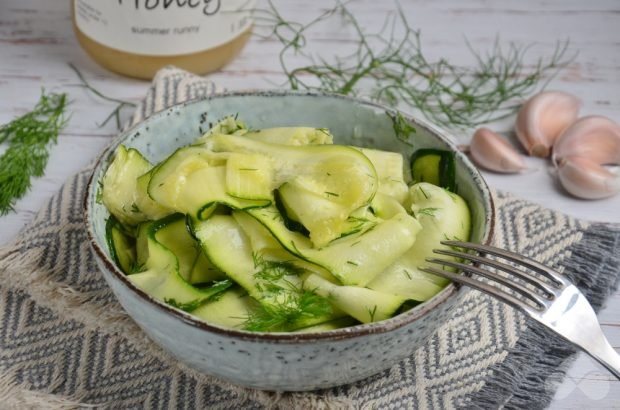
[74,0,254,56]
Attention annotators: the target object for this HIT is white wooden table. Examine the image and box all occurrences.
[0,0,618,407]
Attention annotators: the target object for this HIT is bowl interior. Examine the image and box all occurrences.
[86,90,494,336]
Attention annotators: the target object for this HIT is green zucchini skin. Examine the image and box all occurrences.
[273,188,310,236]
[410,148,456,192]
[126,213,233,312]
[105,215,136,275]
[191,287,260,330]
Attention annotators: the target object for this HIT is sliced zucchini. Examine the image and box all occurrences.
[225,153,273,200]
[248,205,422,287]
[367,266,445,302]
[273,188,310,236]
[354,147,408,204]
[244,127,334,146]
[150,213,224,284]
[189,252,226,285]
[153,213,199,281]
[204,133,378,247]
[294,317,359,333]
[192,215,337,331]
[197,115,248,141]
[368,182,471,300]
[135,170,174,221]
[338,206,378,240]
[277,181,352,245]
[369,193,408,220]
[128,214,233,310]
[410,148,456,192]
[232,210,339,283]
[303,273,406,323]
[148,146,270,219]
[100,118,474,332]
[102,145,171,225]
[192,215,269,299]
[192,287,260,330]
[105,215,136,274]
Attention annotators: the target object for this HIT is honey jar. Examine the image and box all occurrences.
[72,0,254,79]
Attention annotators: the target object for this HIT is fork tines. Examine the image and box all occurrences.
[420,240,567,312]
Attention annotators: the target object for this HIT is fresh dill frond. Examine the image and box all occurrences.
[95,180,104,204]
[346,215,371,224]
[255,1,573,130]
[206,279,235,300]
[0,91,69,215]
[339,215,377,240]
[244,254,333,331]
[443,233,463,242]
[419,186,430,199]
[417,207,440,217]
[252,252,303,282]
[317,127,331,136]
[442,234,465,252]
[164,298,205,312]
[389,112,416,146]
[129,262,147,274]
[367,305,378,322]
[243,289,332,332]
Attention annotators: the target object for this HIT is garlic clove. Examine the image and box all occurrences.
[552,115,620,166]
[469,127,526,173]
[557,156,620,199]
[515,91,581,158]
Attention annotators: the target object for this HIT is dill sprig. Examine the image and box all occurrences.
[254,1,574,129]
[68,63,136,130]
[417,207,441,217]
[244,253,332,331]
[244,289,332,332]
[0,91,69,215]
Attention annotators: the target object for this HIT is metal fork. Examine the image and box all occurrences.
[421,240,620,380]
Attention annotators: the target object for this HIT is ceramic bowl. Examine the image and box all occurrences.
[85,91,494,391]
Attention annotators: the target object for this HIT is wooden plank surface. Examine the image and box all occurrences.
[0,0,618,407]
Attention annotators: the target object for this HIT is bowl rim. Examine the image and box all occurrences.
[84,89,495,343]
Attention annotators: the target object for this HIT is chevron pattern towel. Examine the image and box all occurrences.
[0,67,618,409]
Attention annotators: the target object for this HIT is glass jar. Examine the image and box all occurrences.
[72,0,254,79]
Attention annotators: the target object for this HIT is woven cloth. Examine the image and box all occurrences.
[0,67,618,409]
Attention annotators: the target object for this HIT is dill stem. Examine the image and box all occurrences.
[258,1,574,129]
[68,63,136,107]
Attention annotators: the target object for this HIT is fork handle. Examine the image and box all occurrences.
[586,337,620,380]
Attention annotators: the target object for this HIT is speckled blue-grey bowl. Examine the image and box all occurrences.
[85,91,494,391]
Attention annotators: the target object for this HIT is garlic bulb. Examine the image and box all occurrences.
[469,128,526,173]
[552,115,620,166]
[557,156,620,199]
[515,91,581,158]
